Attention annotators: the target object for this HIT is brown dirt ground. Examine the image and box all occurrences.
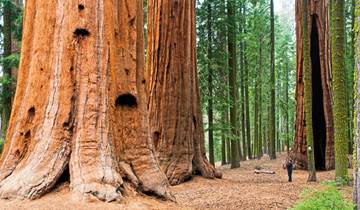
[0,153,352,210]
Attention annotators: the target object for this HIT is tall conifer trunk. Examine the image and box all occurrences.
[227,0,240,168]
[331,0,348,179]
[207,0,215,166]
[239,1,247,160]
[256,36,263,159]
[269,0,276,160]
[302,0,316,181]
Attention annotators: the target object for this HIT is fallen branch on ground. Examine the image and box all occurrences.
[254,167,275,174]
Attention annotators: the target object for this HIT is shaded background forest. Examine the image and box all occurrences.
[0,0,356,162]
[196,0,297,162]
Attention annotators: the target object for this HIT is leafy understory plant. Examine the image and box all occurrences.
[291,182,354,210]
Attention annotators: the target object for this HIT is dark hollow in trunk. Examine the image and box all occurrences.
[310,17,326,170]
[56,166,70,185]
[293,0,334,171]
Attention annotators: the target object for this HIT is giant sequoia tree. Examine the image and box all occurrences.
[0,0,171,201]
[293,0,335,171]
[147,0,221,185]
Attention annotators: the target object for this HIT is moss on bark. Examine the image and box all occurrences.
[302,0,316,182]
[331,0,349,180]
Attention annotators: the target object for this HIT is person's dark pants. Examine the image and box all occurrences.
[287,165,293,182]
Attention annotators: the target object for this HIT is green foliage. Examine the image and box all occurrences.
[1,53,20,70]
[12,9,23,41]
[323,178,352,188]
[334,176,351,186]
[291,185,354,210]
[0,74,13,99]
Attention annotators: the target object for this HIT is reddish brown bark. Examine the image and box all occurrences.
[147,0,221,185]
[293,0,334,170]
[0,0,170,201]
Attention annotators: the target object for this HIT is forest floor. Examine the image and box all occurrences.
[0,153,352,210]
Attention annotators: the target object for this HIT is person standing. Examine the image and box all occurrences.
[284,154,294,182]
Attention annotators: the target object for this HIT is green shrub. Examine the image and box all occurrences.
[291,184,354,210]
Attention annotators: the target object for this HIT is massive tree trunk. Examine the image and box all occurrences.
[293,0,334,171]
[0,0,170,201]
[147,0,221,186]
